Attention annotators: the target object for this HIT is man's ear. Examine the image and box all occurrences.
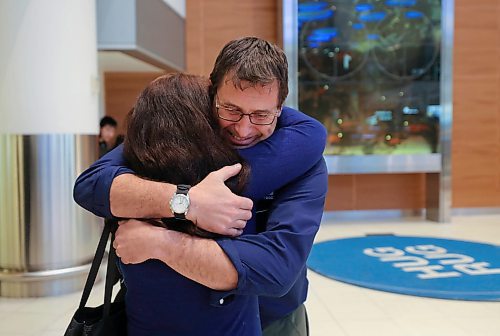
[277,106,283,117]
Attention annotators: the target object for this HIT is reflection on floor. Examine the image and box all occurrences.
[0,215,499,336]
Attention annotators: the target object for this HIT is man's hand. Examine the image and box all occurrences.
[114,219,165,264]
[187,164,253,237]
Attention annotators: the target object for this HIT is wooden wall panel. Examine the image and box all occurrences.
[104,72,164,135]
[324,174,425,211]
[186,0,277,76]
[324,175,355,211]
[452,0,500,207]
[356,174,425,210]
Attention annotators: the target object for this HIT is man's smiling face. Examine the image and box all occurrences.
[215,76,281,149]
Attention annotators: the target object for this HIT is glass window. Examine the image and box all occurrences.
[298,0,441,155]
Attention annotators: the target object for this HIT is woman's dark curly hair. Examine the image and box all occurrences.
[123,73,250,237]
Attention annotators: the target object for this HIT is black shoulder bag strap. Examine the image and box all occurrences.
[78,220,121,315]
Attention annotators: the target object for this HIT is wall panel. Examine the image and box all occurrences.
[104,72,164,135]
[324,174,425,211]
[186,0,277,76]
[324,175,355,211]
[452,0,500,207]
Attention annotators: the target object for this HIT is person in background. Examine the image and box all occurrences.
[98,116,122,158]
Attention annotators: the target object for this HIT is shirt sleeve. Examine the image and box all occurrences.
[240,107,326,200]
[213,158,328,299]
[73,144,133,218]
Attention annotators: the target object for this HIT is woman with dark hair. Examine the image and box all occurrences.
[120,73,260,336]
[123,73,249,238]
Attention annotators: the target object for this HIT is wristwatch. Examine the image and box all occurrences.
[169,184,191,220]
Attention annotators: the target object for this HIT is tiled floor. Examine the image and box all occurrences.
[1,215,499,335]
[306,214,500,336]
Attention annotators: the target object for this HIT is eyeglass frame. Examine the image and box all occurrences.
[214,94,282,125]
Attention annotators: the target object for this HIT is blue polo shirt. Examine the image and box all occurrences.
[73,107,327,334]
[214,158,327,327]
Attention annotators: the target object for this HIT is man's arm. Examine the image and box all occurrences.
[114,158,327,292]
[214,158,328,296]
[73,145,134,218]
[110,173,175,218]
[73,107,326,234]
[73,146,253,235]
[109,165,253,236]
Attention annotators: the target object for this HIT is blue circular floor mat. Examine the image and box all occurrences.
[307,235,500,301]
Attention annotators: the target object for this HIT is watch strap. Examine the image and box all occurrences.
[176,184,190,196]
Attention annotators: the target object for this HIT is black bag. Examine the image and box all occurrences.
[65,220,127,336]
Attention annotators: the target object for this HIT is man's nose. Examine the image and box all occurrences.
[233,115,253,137]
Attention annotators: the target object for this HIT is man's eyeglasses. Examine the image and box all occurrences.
[215,95,280,125]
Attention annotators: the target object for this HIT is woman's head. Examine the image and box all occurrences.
[124,73,248,192]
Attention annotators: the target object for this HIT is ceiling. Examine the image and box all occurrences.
[98,51,164,73]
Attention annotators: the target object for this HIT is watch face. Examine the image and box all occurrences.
[171,194,189,213]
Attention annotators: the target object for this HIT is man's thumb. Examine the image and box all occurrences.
[216,163,242,181]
